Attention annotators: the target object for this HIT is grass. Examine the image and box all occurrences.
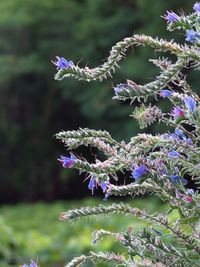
[0,197,169,267]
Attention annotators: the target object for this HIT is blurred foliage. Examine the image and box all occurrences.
[0,198,169,267]
[0,0,197,201]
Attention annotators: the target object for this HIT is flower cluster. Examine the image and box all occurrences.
[176,188,195,203]
[164,3,200,44]
[194,2,200,13]
[88,176,109,193]
[161,91,197,120]
[52,2,200,267]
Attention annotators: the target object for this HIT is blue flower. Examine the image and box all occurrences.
[175,128,186,139]
[114,83,128,96]
[183,96,196,112]
[131,165,148,180]
[186,30,200,42]
[186,138,193,146]
[52,56,74,69]
[22,260,37,267]
[100,181,109,193]
[172,106,185,119]
[161,133,178,141]
[159,89,173,98]
[88,177,95,191]
[170,175,188,185]
[186,189,195,196]
[164,11,180,22]
[193,2,200,12]
[173,129,193,146]
[168,151,180,157]
[58,153,76,168]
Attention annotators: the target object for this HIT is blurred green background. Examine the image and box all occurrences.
[0,0,198,266]
[1,198,172,267]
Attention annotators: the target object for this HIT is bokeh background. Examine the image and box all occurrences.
[0,0,198,266]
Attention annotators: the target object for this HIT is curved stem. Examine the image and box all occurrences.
[55,34,200,82]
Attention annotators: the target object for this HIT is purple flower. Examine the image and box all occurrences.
[173,129,193,146]
[175,128,186,139]
[193,2,200,12]
[182,195,193,203]
[183,96,196,112]
[131,165,148,180]
[176,190,193,203]
[168,150,180,157]
[172,106,185,119]
[164,11,180,22]
[52,56,74,69]
[22,260,37,267]
[170,175,188,185]
[186,30,200,42]
[159,89,173,98]
[186,138,193,146]
[114,83,128,96]
[151,159,166,173]
[161,133,179,141]
[58,153,76,168]
[100,181,109,193]
[88,177,95,191]
[186,189,195,196]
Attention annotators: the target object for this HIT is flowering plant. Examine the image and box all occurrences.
[20,260,38,267]
[53,3,200,267]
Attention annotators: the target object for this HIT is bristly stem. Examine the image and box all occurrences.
[54,34,200,82]
[65,252,130,267]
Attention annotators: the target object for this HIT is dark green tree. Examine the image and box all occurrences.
[0,0,196,201]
